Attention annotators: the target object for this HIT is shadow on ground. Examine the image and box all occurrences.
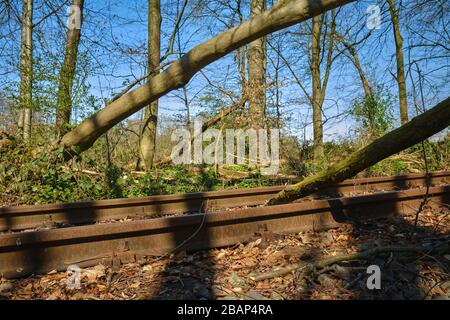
[144,178,449,300]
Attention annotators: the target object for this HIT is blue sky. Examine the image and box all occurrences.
[1,0,448,141]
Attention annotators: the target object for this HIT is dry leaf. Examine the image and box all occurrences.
[143,265,153,272]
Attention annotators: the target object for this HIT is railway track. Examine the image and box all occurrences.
[0,172,449,279]
[1,171,449,232]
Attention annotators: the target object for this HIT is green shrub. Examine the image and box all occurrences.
[351,85,395,140]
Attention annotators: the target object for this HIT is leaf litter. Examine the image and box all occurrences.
[1,204,449,300]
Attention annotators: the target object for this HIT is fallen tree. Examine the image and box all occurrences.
[267,96,450,205]
[58,0,354,157]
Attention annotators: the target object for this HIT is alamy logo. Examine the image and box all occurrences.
[366,265,381,290]
[66,264,81,290]
[171,118,280,175]
[67,5,82,30]
[366,5,381,30]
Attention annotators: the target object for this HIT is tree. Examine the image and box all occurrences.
[267,96,450,205]
[351,86,394,140]
[335,32,373,99]
[55,0,84,138]
[334,31,392,140]
[272,10,337,161]
[247,0,266,129]
[18,0,33,142]
[387,0,408,125]
[310,11,336,160]
[138,0,162,170]
[58,0,355,158]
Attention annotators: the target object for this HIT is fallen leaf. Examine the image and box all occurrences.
[216,251,227,259]
[46,289,63,300]
[83,265,106,283]
[0,281,13,294]
[142,265,153,272]
[23,283,33,293]
[229,272,250,289]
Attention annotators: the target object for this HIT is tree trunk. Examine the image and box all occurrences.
[18,109,24,131]
[311,14,323,160]
[55,0,84,138]
[387,0,408,125]
[138,0,161,170]
[274,46,281,129]
[267,96,450,205]
[339,38,372,98]
[59,0,355,158]
[350,47,372,98]
[177,27,191,126]
[247,0,266,129]
[19,0,33,142]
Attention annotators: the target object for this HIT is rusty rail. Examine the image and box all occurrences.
[1,171,449,232]
[0,184,448,278]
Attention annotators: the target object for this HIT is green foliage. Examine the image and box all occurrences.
[225,164,252,172]
[0,133,448,206]
[0,145,91,204]
[0,145,223,204]
[351,86,395,140]
[2,50,97,134]
[137,166,219,195]
[367,158,408,176]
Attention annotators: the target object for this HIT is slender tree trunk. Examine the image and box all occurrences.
[346,44,377,137]
[139,0,161,170]
[341,41,372,98]
[274,50,281,129]
[19,0,33,142]
[55,0,84,138]
[311,14,323,160]
[337,34,377,136]
[352,49,372,99]
[182,86,190,126]
[177,29,190,127]
[237,46,247,90]
[387,0,408,125]
[267,96,450,205]
[18,109,24,131]
[247,0,266,129]
[59,0,355,158]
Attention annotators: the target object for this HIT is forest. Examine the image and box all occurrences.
[0,0,449,302]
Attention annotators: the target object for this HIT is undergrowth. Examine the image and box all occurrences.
[0,135,448,206]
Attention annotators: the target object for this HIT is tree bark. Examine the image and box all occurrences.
[247,0,266,129]
[18,109,24,131]
[349,45,372,98]
[19,0,33,142]
[59,0,355,157]
[337,36,372,98]
[311,14,323,160]
[387,0,408,125]
[55,0,84,138]
[310,11,335,161]
[138,0,161,170]
[267,96,450,205]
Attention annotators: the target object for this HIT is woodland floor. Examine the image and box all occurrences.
[1,205,449,300]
